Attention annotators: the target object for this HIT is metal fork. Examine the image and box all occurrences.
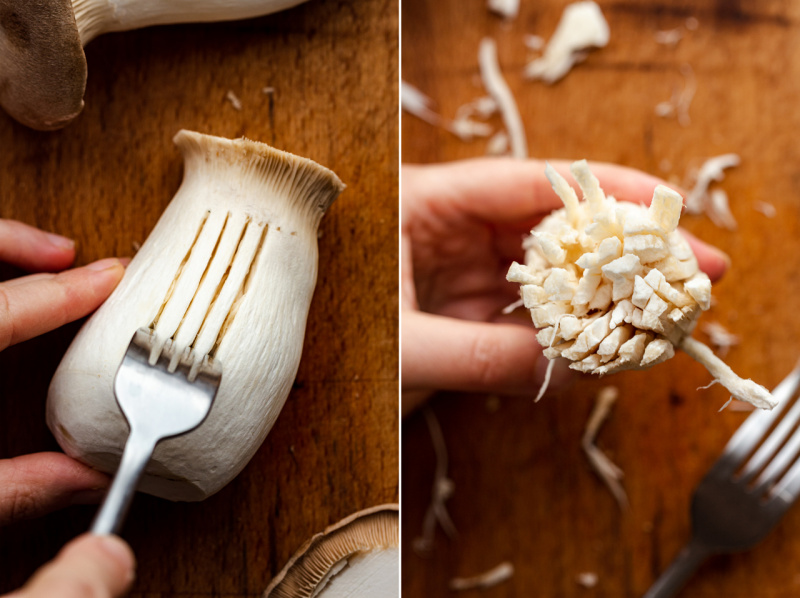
[644,361,800,597]
[90,328,222,535]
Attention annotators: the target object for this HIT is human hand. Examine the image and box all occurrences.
[4,534,135,598]
[401,159,730,415]
[0,219,135,596]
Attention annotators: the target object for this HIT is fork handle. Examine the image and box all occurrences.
[90,431,157,536]
[643,539,711,598]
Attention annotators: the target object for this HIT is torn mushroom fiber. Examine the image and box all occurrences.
[506,161,776,410]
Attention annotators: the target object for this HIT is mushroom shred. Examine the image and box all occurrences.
[507,161,776,410]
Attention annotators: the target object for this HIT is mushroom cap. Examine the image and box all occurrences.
[264,505,399,597]
[0,0,86,130]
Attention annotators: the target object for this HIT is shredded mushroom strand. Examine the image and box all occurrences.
[449,562,515,591]
[413,407,457,554]
[478,38,528,159]
[582,386,628,508]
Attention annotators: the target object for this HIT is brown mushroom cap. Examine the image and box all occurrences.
[264,505,399,597]
[0,0,86,130]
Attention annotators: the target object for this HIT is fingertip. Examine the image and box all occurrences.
[27,233,76,273]
[16,534,135,598]
[88,535,136,584]
[83,258,126,294]
[85,257,124,272]
[60,534,136,590]
[680,230,730,282]
[43,232,75,252]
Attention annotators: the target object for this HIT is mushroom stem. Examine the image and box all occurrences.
[72,0,310,45]
[679,336,777,410]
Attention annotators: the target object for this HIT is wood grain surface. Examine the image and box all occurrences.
[402,0,800,596]
[0,0,398,595]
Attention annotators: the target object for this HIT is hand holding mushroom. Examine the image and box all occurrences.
[401,159,730,415]
[0,219,134,597]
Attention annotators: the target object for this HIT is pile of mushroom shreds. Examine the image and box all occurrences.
[507,160,776,410]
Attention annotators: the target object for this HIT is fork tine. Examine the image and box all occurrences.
[739,385,800,484]
[751,425,800,496]
[709,361,800,477]
[769,453,800,505]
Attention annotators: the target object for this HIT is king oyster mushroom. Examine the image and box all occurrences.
[47,129,344,501]
[507,160,776,410]
[0,0,309,130]
[264,505,399,598]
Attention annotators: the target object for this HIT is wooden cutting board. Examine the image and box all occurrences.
[402,0,800,596]
[0,0,398,595]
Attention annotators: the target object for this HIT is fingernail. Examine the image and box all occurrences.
[45,232,75,250]
[95,535,136,582]
[85,258,122,272]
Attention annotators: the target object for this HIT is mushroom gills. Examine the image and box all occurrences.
[265,505,399,598]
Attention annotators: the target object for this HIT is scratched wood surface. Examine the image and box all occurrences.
[0,0,398,595]
[403,0,800,596]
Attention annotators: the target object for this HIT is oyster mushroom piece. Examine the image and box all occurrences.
[0,0,310,129]
[47,130,345,501]
[0,0,87,130]
[264,505,399,598]
[507,160,776,410]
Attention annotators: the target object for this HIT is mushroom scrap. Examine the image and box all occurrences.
[264,505,399,598]
[0,0,309,129]
[506,161,775,410]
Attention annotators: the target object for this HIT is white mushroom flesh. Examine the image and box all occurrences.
[47,130,344,501]
[72,0,311,45]
[524,1,609,84]
[507,160,776,409]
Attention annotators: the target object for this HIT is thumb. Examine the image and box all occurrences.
[9,534,135,598]
[402,310,572,404]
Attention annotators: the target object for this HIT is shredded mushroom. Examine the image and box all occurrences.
[576,572,599,588]
[524,1,610,84]
[449,562,515,591]
[655,64,696,127]
[654,28,682,46]
[488,0,519,20]
[684,153,740,227]
[582,386,628,509]
[401,81,494,141]
[478,38,528,158]
[413,407,457,554]
[507,161,776,410]
[702,321,740,357]
[225,90,242,110]
[754,201,777,218]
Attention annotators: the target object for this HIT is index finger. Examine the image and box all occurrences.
[404,158,728,282]
[0,220,76,273]
[402,158,670,225]
[0,259,124,351]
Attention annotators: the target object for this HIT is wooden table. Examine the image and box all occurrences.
[402,0,800,596]
[0,0,398,595]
